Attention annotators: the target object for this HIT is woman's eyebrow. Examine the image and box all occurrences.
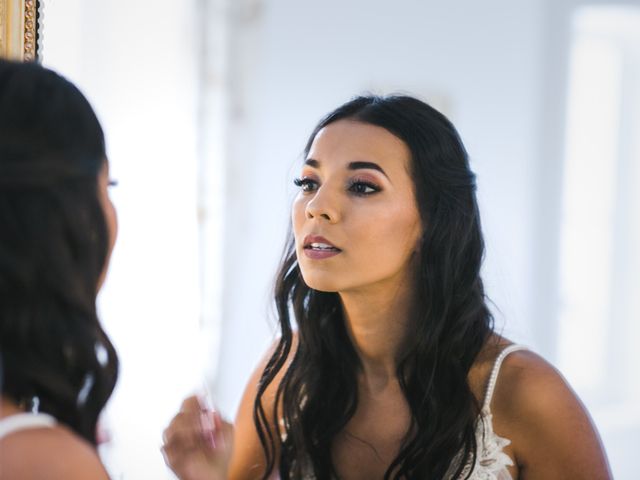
[304,158,389,179]
[304,158,320,168]
[347,161,389,179]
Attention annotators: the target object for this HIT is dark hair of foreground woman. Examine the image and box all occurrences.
[0,60,118,450]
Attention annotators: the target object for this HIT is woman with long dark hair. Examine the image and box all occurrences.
[0,60,118,478]
[163,95,611,479]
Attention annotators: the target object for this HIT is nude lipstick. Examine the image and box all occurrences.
[303,235,342,260]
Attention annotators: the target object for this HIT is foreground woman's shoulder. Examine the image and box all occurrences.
[0,425,109,479]
[491,344,612,479]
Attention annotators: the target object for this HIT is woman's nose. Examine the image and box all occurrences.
[305,187,340,223]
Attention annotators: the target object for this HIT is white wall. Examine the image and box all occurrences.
[42,1,202,478]
[214,1,638,478]
[214,0,544,413]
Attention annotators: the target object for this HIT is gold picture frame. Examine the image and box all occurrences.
[0,0,40,61]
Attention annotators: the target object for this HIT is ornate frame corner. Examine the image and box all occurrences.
[1,0,41,61]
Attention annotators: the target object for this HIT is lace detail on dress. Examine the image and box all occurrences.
[446,408,514,480]
[446,344,527,479]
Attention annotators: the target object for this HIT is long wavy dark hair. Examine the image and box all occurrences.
[0,60,118,445]
[254,95,494,479]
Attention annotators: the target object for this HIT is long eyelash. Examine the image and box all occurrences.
[293,177,317,189]
[108,179,119,187]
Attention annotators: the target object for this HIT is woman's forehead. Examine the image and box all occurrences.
[307,120,411,173]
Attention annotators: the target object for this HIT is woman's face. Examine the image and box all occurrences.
[292,120,422,294]
[97,160,118,290]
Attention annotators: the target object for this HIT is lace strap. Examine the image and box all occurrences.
[482,344,528,412]
[0,412,57,440]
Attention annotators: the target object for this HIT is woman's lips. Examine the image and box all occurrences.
[303,235,342,260]
[304,245,341,259]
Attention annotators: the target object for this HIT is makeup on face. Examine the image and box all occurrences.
[295,159,388,198]
[291,120,422,294]
[302,234,342,260]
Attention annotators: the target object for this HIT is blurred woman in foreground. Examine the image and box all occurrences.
[0,60,118,478]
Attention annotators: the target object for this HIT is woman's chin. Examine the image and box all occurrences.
[300,274,341,293]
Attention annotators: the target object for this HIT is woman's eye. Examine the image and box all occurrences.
[348,181,379,196]
[108,179,119,188]
[293,177,318,193]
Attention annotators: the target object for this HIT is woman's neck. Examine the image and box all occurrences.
[339,279,416,393]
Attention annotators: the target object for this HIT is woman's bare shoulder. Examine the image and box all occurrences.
[491,345,612,479]
[473,335,570,408]
[0,425,109,479]
[492,346,582,419]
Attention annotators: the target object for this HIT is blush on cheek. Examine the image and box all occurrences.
[374,212,421,261]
